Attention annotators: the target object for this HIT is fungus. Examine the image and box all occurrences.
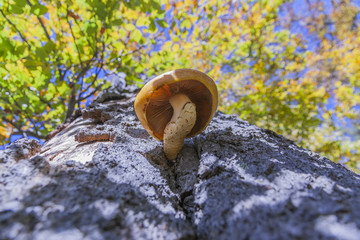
[134,69,218,159]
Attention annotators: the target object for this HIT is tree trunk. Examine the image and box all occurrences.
[1,85,359,240]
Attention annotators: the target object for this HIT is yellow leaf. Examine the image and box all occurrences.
[125,23,135,31]
[136,17,149,27]
[176,2,184,8]
[0,126,8,138]
[185,0,192,6]
[165,4,172,11]
[172,44,180,52]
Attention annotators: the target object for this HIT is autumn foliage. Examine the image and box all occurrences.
[0,0,359,172]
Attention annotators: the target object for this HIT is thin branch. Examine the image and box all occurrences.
[37,16,52,41]
[66,5,83,66]
[73,15,93,49]
[65,82,77,121]
[57,9,74,67]
[64,58,95,120]
[109,30,164,70]
[0,9,31,50]
[78,37,105,103]
[79,83,104,102]
[35,94,53,108]
[26,0,52,41]
[12,97,38,133]
[79,68,101,95]
[78,64,104,102]
[2,117,43,139]
[2,117,21,132]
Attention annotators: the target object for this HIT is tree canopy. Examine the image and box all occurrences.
[1,0,359,172]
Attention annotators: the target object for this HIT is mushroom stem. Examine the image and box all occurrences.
[163,94,196,160]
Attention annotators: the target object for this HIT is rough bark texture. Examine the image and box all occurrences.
[1,85,360,240]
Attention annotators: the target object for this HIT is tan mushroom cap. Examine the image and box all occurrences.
[134,69,218,141]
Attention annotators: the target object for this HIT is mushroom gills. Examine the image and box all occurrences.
[163,94,196,160]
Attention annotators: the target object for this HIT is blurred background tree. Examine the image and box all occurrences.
[1,0,359,172]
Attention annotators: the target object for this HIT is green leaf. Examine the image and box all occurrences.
[150,0,162,11]
[135,64,143,73]
[102,81,111,89]
[44,83,55,100]
[14,0,26,7]
[156,19,168,28]
[133,29,142,42]
[24,59,41,70]
[9,4,24,14]
[35,47,47,60]
[30,4,48,16]
[180,19,191,29]
[58,82,69,95]
[43,41,56,54]
[147,68,155,76]
[28,93,39,104]
[93,1,107,20]
[84,22,97,35]
[149,18,156,31]
[14,45,26,56]
[125,23,135,31]
[111,19,123,26]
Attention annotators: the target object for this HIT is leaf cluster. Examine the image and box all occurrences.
[0,0,166,141]
[1,0,359,172]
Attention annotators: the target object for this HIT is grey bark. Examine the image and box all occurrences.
[1,84,360,240]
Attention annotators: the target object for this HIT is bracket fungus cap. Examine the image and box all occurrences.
[134,69,218,159]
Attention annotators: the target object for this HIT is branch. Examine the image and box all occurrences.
[77,50,99,100]
[79,83,104,102]
[36,94,53,108]
[65,83,77,121]
[78,70,101,100]
[26,0,52,41]
[2,117,21,132]
[110,30,164,70]
[0,9,31,50]
[37,16,52,41]
[79,53,104,99]
[78,39,105,103]
[5,89,40,137]
[2,117,43,140]
[73,15,93,49]
[57,10,74,66]
[64,60,94,121]
[66,5,83,66]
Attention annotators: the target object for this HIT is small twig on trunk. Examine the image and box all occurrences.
[65,82,77,121]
